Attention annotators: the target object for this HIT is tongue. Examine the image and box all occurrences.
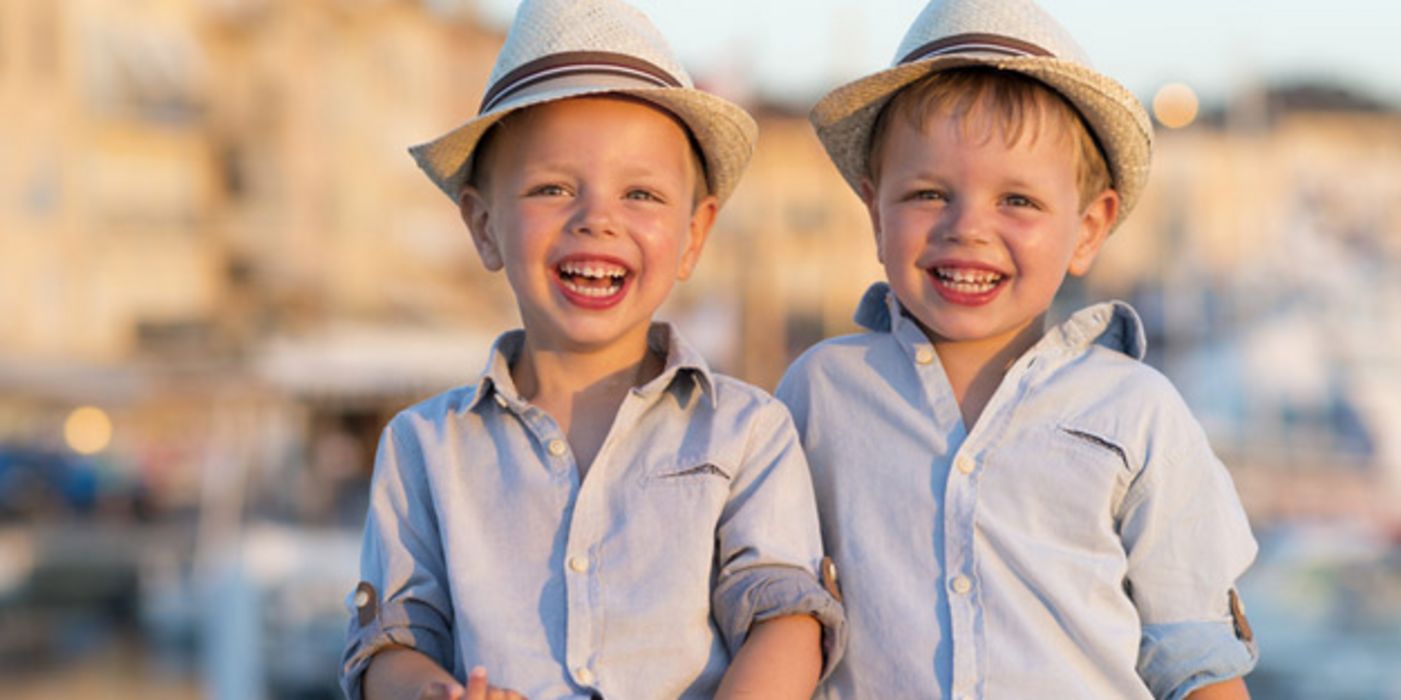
[572,275,616,289]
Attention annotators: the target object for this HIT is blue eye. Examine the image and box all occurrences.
[907,189,947,202]
[528,183,569,197]
[1004,194,1036,208]
[625,188,662,202]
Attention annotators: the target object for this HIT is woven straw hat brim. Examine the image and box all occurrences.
[812,54,1153,227]
[409,85,758,206]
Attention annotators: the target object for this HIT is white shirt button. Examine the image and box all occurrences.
[547,439,567,456]
[575,666,594,685]
[955,455,976,474]
[353,589,371,608]
[951,575,973,595]
[568,555,590,573]
[915,347,935,365]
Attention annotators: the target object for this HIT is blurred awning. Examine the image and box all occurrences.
[254,324,497,402]
[0,357,151,404]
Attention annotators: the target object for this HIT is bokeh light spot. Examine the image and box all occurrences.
[1153,83,1200,129]
[64,406,113,455]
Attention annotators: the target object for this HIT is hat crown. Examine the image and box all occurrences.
[488,0,694,95]
[894,0,1091,67]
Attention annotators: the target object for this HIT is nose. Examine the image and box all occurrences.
[569,190,618,237]
[939,200,991,245]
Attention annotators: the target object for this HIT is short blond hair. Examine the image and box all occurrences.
[867,67,1112,208]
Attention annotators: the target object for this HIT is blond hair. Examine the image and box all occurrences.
[868,67,1112,208]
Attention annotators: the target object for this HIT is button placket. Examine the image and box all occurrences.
[945,444,982,696]
[574,666,595,686]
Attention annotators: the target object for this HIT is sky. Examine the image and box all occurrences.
[474,0,1401,108]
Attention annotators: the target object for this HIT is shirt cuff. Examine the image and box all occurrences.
[712,563,848,681]
[340,585,453,700]
[1138,619,1258,700]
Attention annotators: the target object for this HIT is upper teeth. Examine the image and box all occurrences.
[560,261,626,279]
[937,267,1001,284]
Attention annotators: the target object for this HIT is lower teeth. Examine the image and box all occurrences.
[564,280,621,297]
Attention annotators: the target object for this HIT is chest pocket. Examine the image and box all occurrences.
[639,455,732,518]
[981,422,1134,549]
[651,461,732,484]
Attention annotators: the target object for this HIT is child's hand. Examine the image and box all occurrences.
[420,666,528,700]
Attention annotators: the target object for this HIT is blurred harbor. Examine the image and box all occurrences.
[2,1,1400,698]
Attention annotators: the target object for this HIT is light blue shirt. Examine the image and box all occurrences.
[777,283,1257,700]
[342,323,844,700]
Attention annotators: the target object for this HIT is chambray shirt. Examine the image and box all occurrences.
[341,323,843,700]
[777,283,1258,700]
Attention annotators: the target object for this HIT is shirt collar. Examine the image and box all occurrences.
[464,329,528,413]
[465,323,717,413]
[1039,300,1148,361]
[852,280,1148,362]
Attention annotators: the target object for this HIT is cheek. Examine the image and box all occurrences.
[637,214,696,266]
[878,215,926,268]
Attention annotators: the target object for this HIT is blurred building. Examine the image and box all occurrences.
[1,0,508,519]
[1086,91,1401,518]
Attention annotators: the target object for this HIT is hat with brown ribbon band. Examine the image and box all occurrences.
[409,0,758,205]
[811,0,1154,228]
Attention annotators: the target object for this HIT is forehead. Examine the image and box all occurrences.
[500,96,690,150]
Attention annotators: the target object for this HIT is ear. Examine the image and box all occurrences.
[459,185,504,272]
[676,195,718,281]
[1067,188,1119,277]
[859,178,884,264]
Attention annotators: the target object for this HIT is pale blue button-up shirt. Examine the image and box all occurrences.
[777,283,1257,700]
[342,323,844,700]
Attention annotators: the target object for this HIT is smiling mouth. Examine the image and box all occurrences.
[931,266,1005,295]
[557,260,629,298]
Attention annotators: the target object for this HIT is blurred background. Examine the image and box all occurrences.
[1,0,1398,698]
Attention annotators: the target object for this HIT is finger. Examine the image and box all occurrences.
[421,681,465,700]
[464,666,489,700]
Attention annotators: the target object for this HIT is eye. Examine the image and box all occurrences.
[904,188,948,203]
[624,188,663,203]
[526,183,571,197]
[1003,193,1038,208]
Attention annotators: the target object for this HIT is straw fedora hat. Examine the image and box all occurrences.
[409,0,758,205]
[811,0,1153,225]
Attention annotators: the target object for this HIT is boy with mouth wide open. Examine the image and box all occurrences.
[779,0,1256,697]
[339,1,843,698]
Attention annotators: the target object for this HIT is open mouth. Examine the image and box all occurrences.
[556,259,629,301]
[931,266,1005,295]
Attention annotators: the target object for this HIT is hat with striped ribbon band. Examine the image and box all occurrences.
[409,0,757,205]
[811,0,1153,229]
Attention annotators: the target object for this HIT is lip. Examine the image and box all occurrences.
[924,259,1008,307]
[550,253,634,310]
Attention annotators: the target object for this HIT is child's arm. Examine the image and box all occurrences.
[365,646,459,699]
[709,398,845,691]
[366,650,525,700]
[714,614,822,699]
[1185,677,1250,700]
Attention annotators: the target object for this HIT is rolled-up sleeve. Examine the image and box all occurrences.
[340,417,455,700]
[1120,418,1258,700]
[710,398,847,679]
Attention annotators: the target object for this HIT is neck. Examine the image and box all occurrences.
[933,318,1045,431]
[513,336,660,402]
[510,327,666,477]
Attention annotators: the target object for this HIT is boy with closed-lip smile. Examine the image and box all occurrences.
[339,2,844,699]
[779,0,1258,697]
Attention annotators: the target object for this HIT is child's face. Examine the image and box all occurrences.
[862,103,1118,349]
[460,97,717,357]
